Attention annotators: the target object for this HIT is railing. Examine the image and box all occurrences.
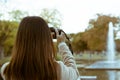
[79,76,97,80]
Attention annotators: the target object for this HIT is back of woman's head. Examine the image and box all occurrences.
[4,16,57,80]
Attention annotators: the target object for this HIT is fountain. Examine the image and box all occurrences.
[83,22,120,80]
[77,22,120,80]
[107,22,116,61]
[85,22,120,70]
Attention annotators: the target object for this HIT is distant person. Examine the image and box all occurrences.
[0,16,79,80]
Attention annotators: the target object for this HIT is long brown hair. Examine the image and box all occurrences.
[4,16,58,80]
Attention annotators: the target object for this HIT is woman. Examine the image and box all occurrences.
[0,16,79,80]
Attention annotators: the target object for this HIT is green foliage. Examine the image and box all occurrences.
[72,32,88,52]
[0,13,2,19]
[0,9,62,56]
[40,8,62,28]
[115,39,120,51]
[69,33,75,38]
[86,14,120,51]
[72,14,120,52]
[0,56,11,67]
[88,14,119,29]
[0,20,18,56]
[9,10,29,22]
[55,54,62,61]
[82,26,107,51]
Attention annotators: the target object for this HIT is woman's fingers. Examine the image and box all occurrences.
[54,28,59,37]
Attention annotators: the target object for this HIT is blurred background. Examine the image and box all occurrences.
[1,0,120,80]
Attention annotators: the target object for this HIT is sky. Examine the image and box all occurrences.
[0,0,120,33]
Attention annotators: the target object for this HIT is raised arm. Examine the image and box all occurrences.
[58,42,79,80]
[55,28,79,80]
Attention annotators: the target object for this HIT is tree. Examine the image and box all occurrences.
[72,14,120,53]
[88,14,119,29]
[0,20,18,58]
[9,10,28,22]
[40,8,62,28]
[0,13,3,19]
[115,39,120,52]
[85,14,120,51]
[71,32,88,53]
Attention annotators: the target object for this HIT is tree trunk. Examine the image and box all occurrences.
[0,46,4,60]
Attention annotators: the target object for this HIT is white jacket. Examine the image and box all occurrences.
[57,42,80,80]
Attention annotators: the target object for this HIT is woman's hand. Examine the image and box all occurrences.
[55,28,66,44]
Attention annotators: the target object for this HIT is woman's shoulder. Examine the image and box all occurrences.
[1,62,9,79]
[56,61,67,74]
[56,61,64,67]
[1,62,9,72]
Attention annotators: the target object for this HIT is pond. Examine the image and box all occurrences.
[78,60,120,80]
[78,69,120,80]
